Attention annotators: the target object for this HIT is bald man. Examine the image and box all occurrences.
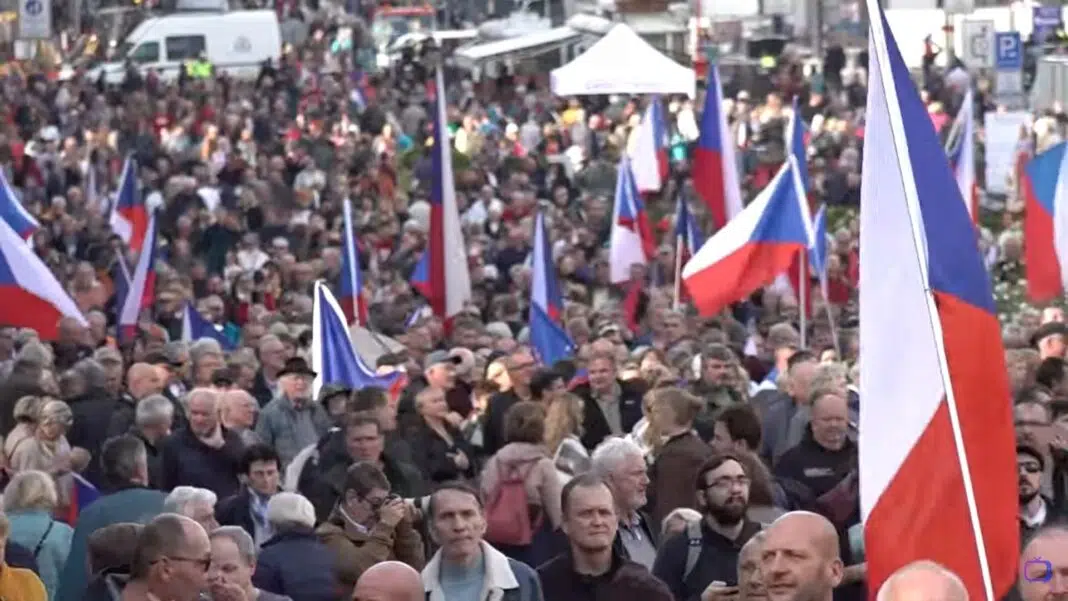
[762,512,843,601]
[353,561,423,601]
[108,363,167,437]
[876,561,967,601]
[1018,525,1068,601]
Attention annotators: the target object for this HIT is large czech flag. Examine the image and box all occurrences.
[859,3,1018,600]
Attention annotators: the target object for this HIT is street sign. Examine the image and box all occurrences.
[1034,6,1062,44]
[961,20,995,69]
[994,32,1023,70]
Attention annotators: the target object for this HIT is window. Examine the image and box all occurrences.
[129,41,160,63]
[165,35,206,61]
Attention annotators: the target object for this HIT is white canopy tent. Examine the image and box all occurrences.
[550,23,695,97]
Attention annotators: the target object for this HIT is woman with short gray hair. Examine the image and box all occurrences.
[207,527,292,601]
[252,493,340,601]
[9,399,88,516]
[4,470,74,599]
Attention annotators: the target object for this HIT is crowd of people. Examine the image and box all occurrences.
[0,3,1062,601]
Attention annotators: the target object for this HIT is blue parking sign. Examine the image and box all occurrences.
[994,32,1023,70]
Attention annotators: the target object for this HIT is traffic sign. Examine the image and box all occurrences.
[994,32,1022,70]
[961,20,995,69]
[1034,6,1062,44]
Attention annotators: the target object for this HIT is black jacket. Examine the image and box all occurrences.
[129,428,164,490]
[573,381,645,451]
[67,390,121,486]
[652,519,763,601]
[612,511,658,562]
[251,369,276,408]
[216,488,256,538]
[159,427,244,497]
[482,389,524,456]
[252,528,343,601]
[774,429,857,499]
[408,419,476,485]
[539,548,673,601]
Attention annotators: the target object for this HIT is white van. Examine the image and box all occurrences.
[89,9,281,85]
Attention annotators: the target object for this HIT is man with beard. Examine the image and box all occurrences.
[761,512,842,601]
[653,453,763,601]
[538,474,673,601]
[1018,444,1063,543]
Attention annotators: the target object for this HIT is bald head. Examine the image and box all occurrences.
[762,512,842,601]
[354,561,423,601]
[768,511,840,558]
[876,562,967,601]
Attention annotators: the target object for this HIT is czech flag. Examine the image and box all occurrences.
[786,98,814,316]
[311,280,405,400]
[0,170,38,240]
[859,5,1018,601]
[674,193,704,263]
[117,214,158,343]
[529,211,574,365]
[630,96,670,193]
[809,204,829,285]
[1023,141,1068,303]
[682,158,812,318]
[409,67,471,321]
[609,156,656,284]
[181,301,236,351]
[0,206,86,339]
[340,198,368,326]
[109,156,149,254]
[946,88,978,222]
[693,65,744,230]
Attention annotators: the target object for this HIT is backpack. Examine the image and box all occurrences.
[483,457,542,546]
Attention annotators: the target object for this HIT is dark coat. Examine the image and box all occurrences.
[67,390,121,486]
[539,549,673,601]
[216,488,255,538]
[611,511,658,562]
[482,389,523,456]
[253,528,343,601]
[650,431,712,527]
[774,429,858,499]
[159,427,244,497]
[251,369,276,407]
[652,519,763,601]
[129,429,165,490]
[408,419,476,485]
[573,381,645,451]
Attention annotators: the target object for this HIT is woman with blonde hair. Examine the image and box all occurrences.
[5,395,46,462]
[543,394,588,482]
[9,400,87,518]
[4,470,73,599]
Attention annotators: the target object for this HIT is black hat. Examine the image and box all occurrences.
[278,357,317,379]
[1030,322,1068,348]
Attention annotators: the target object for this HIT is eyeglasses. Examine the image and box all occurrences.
[704,476,751,490]
[155,555,212,571]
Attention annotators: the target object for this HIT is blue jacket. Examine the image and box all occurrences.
[55,486,165,601]
[252,528,343,601]
[8,510,73,600]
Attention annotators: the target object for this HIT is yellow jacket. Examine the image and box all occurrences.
[0,563,46,601]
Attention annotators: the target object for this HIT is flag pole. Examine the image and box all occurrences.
[673,235,684,311]
[819,276,841,357]
[798,249,807,349]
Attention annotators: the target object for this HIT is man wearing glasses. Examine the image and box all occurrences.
[652,453,763,601]
[119,513,212,601]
